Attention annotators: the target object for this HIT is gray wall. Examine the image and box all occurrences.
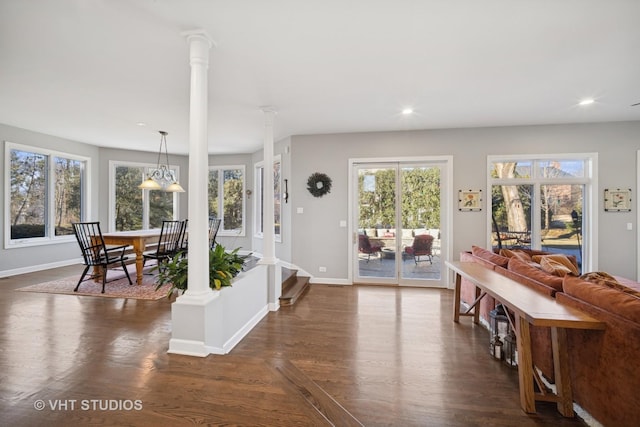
[2,121,640,281]
[1,124,100,274]
[290,121,640,281]
[250,137,293,263]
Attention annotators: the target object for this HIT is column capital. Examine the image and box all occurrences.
[181,29,216,48]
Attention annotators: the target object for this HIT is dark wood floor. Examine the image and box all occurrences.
[0,266,588,426]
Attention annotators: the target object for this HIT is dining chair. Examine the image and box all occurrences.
[143,220,185,268]
[179,219,188,254]
[72,222,133,293]
[208,217,222,250]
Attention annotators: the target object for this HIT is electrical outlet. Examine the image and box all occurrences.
[319,266,327,272]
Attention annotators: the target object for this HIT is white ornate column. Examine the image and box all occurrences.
[169,29,216,356]
[260,107,282,310]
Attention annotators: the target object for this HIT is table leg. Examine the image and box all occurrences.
[453,273,462,322]
[552,327,574,417]
[473,286,481,324]
[516,314,536,414]
[132,238,145,285]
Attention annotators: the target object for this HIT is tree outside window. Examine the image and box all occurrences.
[8,143,86,244]
[209,166,245,235]
[113,163,177,231]
[490,157,590,271]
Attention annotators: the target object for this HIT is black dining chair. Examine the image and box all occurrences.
[208,217,222,249]
[72,222,133,293]
[179,219,188,254]
[143,220,185,268]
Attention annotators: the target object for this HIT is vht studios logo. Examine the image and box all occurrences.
[34,399,143,411]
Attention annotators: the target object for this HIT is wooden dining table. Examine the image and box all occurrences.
[101,229,162,285]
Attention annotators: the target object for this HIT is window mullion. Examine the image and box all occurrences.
[47,154,54,238]
[218,169,224,226]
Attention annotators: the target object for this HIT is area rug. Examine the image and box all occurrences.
[17,269,173,301]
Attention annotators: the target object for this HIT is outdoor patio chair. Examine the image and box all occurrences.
[143,220,185,267]
[358,234,383,262]
[404,234,434,264]
[209,217,222,249]
[72,221,133,293]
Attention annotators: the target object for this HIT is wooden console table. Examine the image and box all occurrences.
[445,261,604,417]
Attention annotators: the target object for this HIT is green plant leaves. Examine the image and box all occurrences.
[154,244,249,298]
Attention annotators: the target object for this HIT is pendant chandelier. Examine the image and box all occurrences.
[138,130,185,192]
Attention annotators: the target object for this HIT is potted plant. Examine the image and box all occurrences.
[154,243,248,298]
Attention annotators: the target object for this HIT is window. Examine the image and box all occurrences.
[489,154,595,272]
[254,157,281,242]
[208,166,245,236]
[5,142,88,247]
[110,162,179,231]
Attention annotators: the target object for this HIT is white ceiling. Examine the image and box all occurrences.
[1,0,639,155]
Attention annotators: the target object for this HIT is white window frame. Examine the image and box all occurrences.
[487,152,598,272]
[108,160,180,231]
[209,165,246,237]
[4,141,91,248]
[254,156,282,243]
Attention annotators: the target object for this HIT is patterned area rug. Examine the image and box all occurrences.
[17,268,173,301]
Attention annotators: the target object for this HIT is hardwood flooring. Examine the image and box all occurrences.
[0,266,588,426]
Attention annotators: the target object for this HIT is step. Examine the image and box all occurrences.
[282,266,298,290]
[280,274,310,306]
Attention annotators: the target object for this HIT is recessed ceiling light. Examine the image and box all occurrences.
[401,108,414,115]
[579,98,595,106]
[136,122,147,126]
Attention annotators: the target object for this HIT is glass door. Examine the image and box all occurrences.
[353,161,444,287]
[399,165,442,286]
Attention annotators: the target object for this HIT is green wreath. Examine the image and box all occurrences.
[307,172,332,197]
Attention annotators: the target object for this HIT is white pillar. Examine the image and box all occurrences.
[259,107,281,311]
[169,30,215,357]
[184,30,213,296]
[261,107,277,264]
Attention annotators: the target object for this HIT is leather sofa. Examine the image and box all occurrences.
[459,245,640,427]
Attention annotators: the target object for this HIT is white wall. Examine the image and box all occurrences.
[290,121,640,281]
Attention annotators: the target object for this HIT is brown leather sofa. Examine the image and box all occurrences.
[556,275,640,427]
[459,245,640,426]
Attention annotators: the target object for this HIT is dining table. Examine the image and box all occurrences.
[101,229,162,285]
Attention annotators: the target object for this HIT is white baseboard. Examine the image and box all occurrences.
[167,339,211,357]
[0,258,81,278]
[222,305,269,353]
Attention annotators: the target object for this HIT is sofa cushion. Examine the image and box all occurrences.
[578,272,640,299]
[507,257,564,292]
[563,274,640,324]
[471,245,510,269]
[499,248,533,262]
[532,254,579,276]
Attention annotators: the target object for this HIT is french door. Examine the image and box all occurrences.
[351,158,449,287]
